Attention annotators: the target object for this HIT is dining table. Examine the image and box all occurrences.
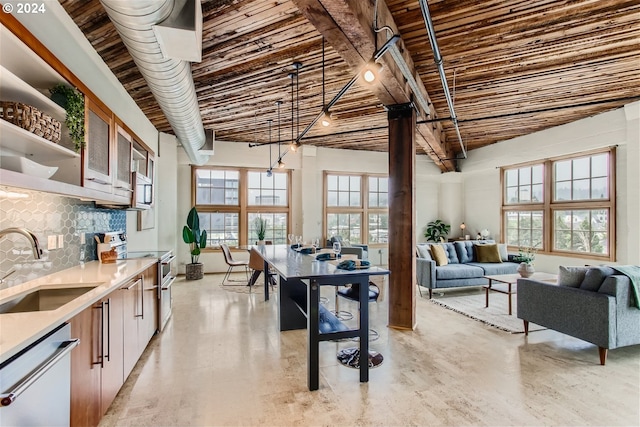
[253,244,390,391]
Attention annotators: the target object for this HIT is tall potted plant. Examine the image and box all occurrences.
[254,217,268,244]
[424,219,451,242]
[182,207,207,280]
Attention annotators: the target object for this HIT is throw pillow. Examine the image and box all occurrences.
[474,244,502,263]
[430,244,449,266]
[497,243,509,262]
[579,266,617,292]
[558,266,588,287]
[417,245,432,260]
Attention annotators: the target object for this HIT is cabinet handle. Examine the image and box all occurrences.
[121,278,142,290]
[87,177,110,185]
[161,275,176,291]
[139,276,144,319]
[0,339,79,407]
[93,302,104,367]
[105,298,111,362]
[114,186,134,192]
[161,255,176,265]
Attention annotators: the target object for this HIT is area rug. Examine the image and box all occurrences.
[429,289,545,334]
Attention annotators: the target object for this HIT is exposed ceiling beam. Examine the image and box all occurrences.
[291,0,456,171]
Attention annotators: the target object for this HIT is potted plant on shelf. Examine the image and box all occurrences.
[182,207,207,280]
[253,217,268,245]
[424,219,451,242]
[49,84,85,152]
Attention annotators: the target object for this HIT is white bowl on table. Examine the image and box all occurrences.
[0,156,58,179]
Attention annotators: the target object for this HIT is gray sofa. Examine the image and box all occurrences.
[517,266,640,365]
[327,236,368,260]
[416,240,519,298]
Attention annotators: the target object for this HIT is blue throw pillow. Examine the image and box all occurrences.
[579,266,616,292]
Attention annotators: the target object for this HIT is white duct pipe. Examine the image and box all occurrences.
[99,0,209,165]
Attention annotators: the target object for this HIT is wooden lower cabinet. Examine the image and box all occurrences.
[70,266,158,427]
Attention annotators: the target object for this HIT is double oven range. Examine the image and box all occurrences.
[125,250,176,332]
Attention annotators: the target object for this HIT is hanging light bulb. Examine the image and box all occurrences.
[289,142,299,152]
[277,158,285,168]
[266,169,272,177]
[321,110,332,127]
[362,62,383,83]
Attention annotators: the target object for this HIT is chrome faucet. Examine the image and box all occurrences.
[0,227,42,259]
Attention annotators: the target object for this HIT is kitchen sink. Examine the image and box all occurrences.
[0,285,100,314]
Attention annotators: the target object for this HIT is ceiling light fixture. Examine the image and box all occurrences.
[266,119,273,177]
[320,37,333,128]
[289,71,298,153]
[276,100,284,169]
[320,111,332,127]
[362,62,383,83]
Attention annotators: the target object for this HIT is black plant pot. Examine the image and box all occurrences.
[185,262,204,280]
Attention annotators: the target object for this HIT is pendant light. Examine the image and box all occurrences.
[320,37,333,127]
[276,100,285,168]
[266,119,273,177]
[289,71,297,152]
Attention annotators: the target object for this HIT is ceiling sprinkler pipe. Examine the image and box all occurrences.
[418,0,466,159]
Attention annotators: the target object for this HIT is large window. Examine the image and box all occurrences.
[193,167,290,246]
[325,173,388,245]
[502,149,614,259]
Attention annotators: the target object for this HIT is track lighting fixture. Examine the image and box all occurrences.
[362,62,383,83]
[278,158,285,168]
[276,100,283,169]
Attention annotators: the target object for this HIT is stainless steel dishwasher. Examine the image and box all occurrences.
[0,323,79,426]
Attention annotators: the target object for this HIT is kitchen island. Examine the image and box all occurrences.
[255,244,390,391]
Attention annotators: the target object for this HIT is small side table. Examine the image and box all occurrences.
[483,272,558,315]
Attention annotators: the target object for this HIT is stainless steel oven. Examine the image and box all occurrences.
[125,250,175,332]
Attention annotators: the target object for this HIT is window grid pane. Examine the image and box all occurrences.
[196,169,239,206]
[368,177,389,208]
[247,171,288,206]
[553,209,608,255]
[504,165,544,204]
[368,213,388,243]
[200,212,239,246]
[327,174,361,207]
[553,153,609,202]
[248,213,288,244]
[504,210,543,248]
[327,213,361,243]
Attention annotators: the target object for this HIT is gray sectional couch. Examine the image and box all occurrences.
[416,240,519,298]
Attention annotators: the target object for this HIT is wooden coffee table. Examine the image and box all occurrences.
[483,272,558,315]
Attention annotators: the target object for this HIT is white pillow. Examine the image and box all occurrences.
[497,244,509,262]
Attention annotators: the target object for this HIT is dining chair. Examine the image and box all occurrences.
[248,247,277,289]
[220,243,249,285]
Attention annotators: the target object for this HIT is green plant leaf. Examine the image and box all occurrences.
[182,226,194,244]
[186,207,199,230]
[199,230,207,248]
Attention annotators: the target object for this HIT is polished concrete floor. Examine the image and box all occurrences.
[101,273,640,426]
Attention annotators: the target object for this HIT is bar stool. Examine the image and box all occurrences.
[336,281,384,369]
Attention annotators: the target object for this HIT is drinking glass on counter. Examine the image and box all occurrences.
[332,241,341,257]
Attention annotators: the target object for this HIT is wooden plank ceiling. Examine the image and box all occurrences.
[60,0,640,171]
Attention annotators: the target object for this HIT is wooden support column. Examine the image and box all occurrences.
[388,103,416,330]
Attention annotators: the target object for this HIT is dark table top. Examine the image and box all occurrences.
[254,244,389,280]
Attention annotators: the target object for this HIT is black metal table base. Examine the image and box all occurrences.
[337,347,384,369]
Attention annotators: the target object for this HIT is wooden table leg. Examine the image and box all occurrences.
[507,283,512,315]
[485,281,491,308]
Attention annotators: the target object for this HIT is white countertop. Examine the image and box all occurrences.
[0,259,157,364]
